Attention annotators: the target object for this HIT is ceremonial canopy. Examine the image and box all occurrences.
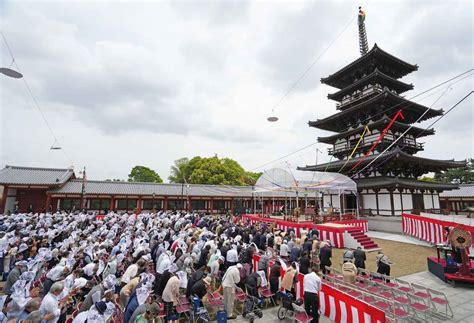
[254,168,357,195]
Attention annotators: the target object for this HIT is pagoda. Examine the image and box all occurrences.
[298,8,465,216]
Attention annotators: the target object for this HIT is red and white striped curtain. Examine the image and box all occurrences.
[252,254,385,322]
[402,213,474,247]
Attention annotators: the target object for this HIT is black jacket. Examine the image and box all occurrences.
[319,246,332,266]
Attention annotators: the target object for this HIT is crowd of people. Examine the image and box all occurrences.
[0,211,392,323]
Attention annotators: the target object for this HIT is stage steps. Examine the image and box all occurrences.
[347,228,380,251]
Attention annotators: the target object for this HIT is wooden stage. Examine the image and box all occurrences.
[240,214,381,250]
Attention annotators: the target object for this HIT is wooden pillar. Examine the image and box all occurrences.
[231,198,234,214]
[375,189,380,215]
[110,196,115,211]
[0,185,7,213]
[45,194,51,213]
[399,189,404,213]
[163,197,168,211]
[389,189,395,216]
[137,197,142,213]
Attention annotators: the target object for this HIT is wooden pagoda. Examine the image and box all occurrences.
[298,42,465,216]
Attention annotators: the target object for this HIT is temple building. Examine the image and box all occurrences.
[297,44,465,216]
[0,165,299,215]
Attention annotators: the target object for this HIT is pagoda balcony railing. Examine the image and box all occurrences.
[328,139,424,156]
[337,85,385,109]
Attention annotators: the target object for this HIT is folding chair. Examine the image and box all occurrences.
[376,284,393,299]
[258,286,276,308]
[76,302,83,312]
[394,278,412,293]
[66,318,73,323]
[176,302,191,320]
[381,274,397,288]
[292,302,313,323]
[428,288,453,318]
[392,289,409,306]
[235,287,247,314]
[358,268,371,277]
[407,293,432,322]
[411,282,430,300]
[324,266,335,278]
[371,272,384,284]
[391,301,410,322]
[72,310,79,319]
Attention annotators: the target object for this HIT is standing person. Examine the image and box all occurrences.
[341,260,357,284]
[303,266,321,323]
[319,242,332,274]
[281,262,298,299]
[162,274,180,323]
[269,261,281,303]
[4,260,27,295]
[39,282,67,323]
[299,251,311,275]
[222,264,242,320]
[342,248,354,263]
[376,251,392,276]
[353,247,366,270]
[225,245,238,269]
[279,240,290,260]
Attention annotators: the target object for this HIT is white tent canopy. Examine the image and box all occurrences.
[254,168,357,195]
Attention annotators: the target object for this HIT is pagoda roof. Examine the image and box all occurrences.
[309,90,443,132]
[298,148,466,173]
[355,177,460,191]
[317,117,435,144]
[327,68,414,103]
[321,44,418,89]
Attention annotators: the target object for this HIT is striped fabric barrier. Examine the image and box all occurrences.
[402,213,474,247]
[241,214,368,248]
[252,254,385,322]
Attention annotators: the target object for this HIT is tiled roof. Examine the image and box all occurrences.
[298,148,466,172]
[439,184,474,197]
[0,165,75,186]
[48,180,297,198]
[321,44,418,89]
[355,177,460,191]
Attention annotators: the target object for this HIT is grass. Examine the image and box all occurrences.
[331,238,436,278]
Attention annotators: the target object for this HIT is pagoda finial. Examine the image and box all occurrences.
[358,6,369,56]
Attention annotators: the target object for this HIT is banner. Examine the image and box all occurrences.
[252,254,385,322]
[402,213,474,247]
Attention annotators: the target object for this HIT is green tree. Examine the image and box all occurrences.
[434,158,473,184]
[168,157,190,183]
[169,156,259,186]
[418,176,436,183]
[128,166,163,183]
[244,171,262,186]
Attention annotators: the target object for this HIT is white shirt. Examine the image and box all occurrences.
[303,272,321,294]
[156,257,171,274]
[280,244,289,257]
[46,266,65,281]
[40,293,61,323]
[121,264,138,284]
[226,249,238,263]
[83,263,96,277]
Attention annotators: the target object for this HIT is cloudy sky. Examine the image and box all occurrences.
[1,0,472,181]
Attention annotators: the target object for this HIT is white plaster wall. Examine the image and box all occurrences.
[362,194,377,209]
[393,194,402,210]
[424,194,434,209]
[433,195,440,208]
[378,194,390,209]
[402,194,413,211]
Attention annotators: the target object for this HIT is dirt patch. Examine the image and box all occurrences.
[331,238,436,278]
